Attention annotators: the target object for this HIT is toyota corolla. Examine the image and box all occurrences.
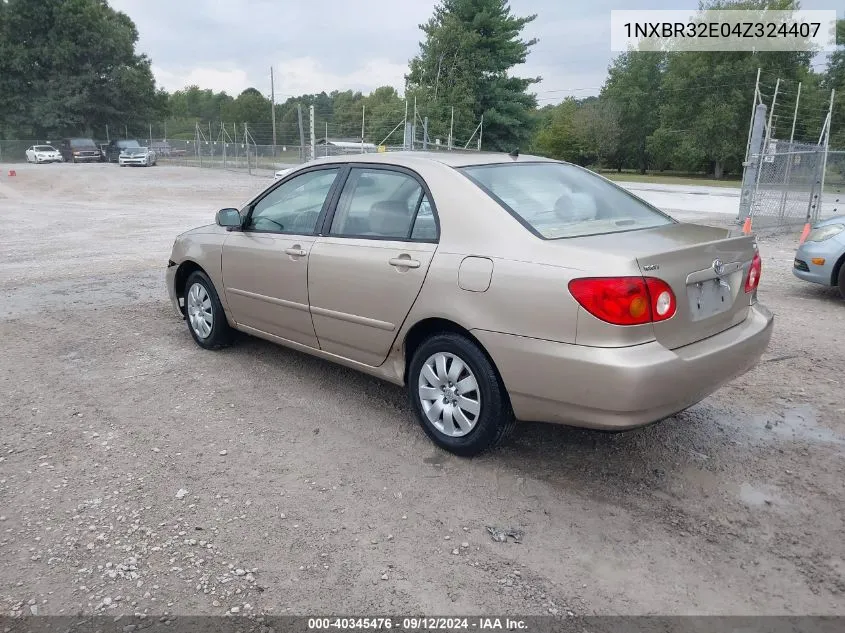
[165,152,774,456]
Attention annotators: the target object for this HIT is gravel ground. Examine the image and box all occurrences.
[0,163,843,618]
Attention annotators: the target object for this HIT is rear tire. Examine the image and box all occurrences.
[838,261,845,300]
[184,270,233,350]
[407,333,515,457]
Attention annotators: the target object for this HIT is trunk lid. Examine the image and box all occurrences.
[569,223,757,350]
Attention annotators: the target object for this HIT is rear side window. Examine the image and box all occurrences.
[329,168,436,241]
[459,162,674,239]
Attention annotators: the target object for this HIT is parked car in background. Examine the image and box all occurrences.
[793,216,845,298]
[150,141,187,157]
[25,145,63,163]
[59,138,101,163]
[165,152,774,456]
[104,139,142,163]
[274,167,295,180]
[118,145,157,167]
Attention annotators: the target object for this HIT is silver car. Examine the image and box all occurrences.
[119,146,157,167]
[793,216,845,297]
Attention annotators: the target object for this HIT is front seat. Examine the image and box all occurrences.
[368,200,412,238]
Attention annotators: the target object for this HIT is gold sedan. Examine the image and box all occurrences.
[166,152,773,456]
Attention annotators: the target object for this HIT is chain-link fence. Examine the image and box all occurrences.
[0,135,483,178]
[743,140,828,229]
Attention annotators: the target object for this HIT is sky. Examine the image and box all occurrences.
[109,0,842,104]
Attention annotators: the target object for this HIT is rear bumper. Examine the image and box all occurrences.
[473,303,774,430]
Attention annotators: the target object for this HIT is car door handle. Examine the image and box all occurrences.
[285,247,307,257]
[389,256,420,269]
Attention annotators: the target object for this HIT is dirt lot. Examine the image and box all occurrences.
[0,163,843,618]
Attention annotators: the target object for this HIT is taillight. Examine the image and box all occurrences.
[645,277,676,322]
[745,252,762,293]
[568,277,677,326]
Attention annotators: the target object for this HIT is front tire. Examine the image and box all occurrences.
[184,271,233,350]
[838,261,845,300]
[407,333,515,457]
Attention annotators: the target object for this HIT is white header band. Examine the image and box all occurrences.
[610,10,838,52]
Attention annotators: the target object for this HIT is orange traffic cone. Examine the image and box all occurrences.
[8,169,16,177]
[799,222,811,244]
[741,217,752,234]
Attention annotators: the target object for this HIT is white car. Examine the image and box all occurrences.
[118,146,157,167]
[274,167,295,180]
[25,145,63,163]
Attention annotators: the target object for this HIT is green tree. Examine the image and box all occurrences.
[530,98,585,164]
[650,0,813,178]
[406,0,540,151]
[823,19,845,149]
[573,98,621,167]
[223,88,273,144]
[363,86,405,145]
[0,0,164,138]
[600,51,664,173]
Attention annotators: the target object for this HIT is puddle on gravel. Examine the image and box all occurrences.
[750,404,845,446]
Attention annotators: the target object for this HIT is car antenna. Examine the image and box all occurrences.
[508,148,519,159]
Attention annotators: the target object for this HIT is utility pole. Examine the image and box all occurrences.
[270,66,277,154]
[106,125,110,142]
[423,117,428,150]
[403,99,408,149]
[478,114,483,151]
[309,105,316,162]
[244,122,250,174]
[817,89,835,221]
[297,105,305,163]
[778,81,803,219]
[361,104,365,154]
[744,68,762,165]
[325,122,328,156]
[412,96,417,150]
[449,106,454,151]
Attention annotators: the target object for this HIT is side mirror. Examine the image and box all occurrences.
[215,208,242,230]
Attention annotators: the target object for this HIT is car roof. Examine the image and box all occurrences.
[304,150,558,169]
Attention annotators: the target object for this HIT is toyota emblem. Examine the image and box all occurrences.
[712,258,725,276]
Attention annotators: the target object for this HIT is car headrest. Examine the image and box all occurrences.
[553,191,597,222]
[369,200,411,238]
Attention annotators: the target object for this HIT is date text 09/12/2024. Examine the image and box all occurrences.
[307,617,528,630]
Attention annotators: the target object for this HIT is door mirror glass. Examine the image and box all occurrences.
[216,208,242,229]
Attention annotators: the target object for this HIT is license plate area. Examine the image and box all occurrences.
[687,277,732,321]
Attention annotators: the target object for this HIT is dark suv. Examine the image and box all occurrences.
[104,139,142,163]
[60,138,102,163]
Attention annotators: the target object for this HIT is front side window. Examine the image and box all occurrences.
[460,162,675,239]
[245,168,339,234]
[329,168,435,240]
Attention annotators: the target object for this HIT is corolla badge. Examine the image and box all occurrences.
[712,258,725,276]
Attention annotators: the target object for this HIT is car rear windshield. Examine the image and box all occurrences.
[459,162,675,239]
